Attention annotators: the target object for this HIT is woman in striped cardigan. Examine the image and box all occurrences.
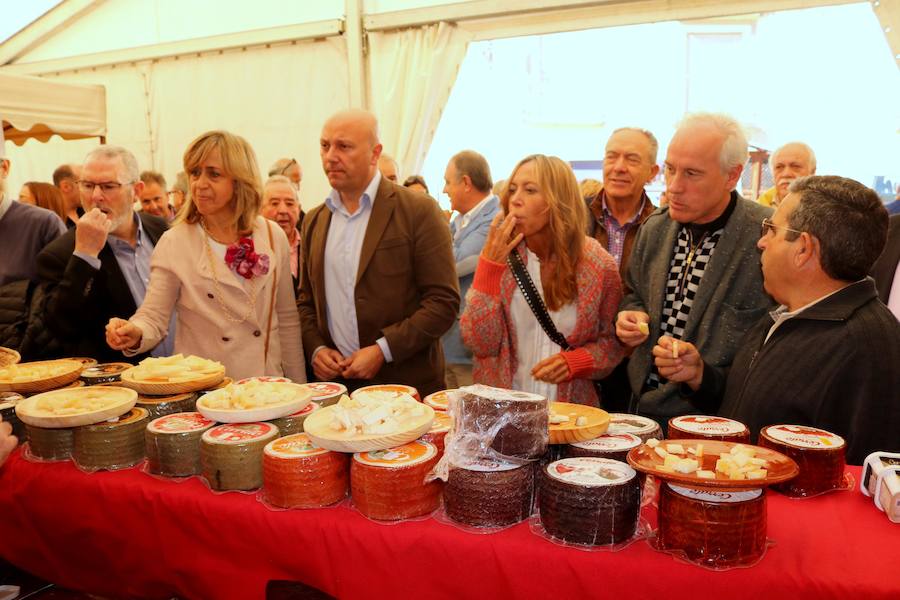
[460,154,625,405]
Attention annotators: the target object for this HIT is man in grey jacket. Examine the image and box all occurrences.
[616,113,773,429]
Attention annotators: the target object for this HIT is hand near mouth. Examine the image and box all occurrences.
[74,208,114,258]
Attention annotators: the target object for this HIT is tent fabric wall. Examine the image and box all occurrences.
[368,22,472,179]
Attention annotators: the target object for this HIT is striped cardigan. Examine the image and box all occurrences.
[460,237,625,405]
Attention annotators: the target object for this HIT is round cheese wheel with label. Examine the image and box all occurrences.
[201,422,278,491]
[351,440,441,520]
[145,411,215,477]
[444,457,535,528]
[606,413,662,442]
[759,424,846,497]
[74,407,149,471]
[263,433,349,508]
[668,415,749,443]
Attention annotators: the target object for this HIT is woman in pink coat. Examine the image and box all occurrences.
[460,154,623,405]
[106,131,305,382]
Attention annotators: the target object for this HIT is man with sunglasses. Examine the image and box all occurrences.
[36,145,172,362]
[656,176,898,463]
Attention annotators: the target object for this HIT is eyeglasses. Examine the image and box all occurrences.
[761,218,803,239]
[78,180,134,195]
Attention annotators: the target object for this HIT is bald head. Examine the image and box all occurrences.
[770,142,816,202]
[378,154,399,182]
[320,109,383,199]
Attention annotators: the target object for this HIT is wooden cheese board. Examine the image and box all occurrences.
[15,385,137,428]
[304,403,435,453]
[0,359,84,394]
[548,402,610,444]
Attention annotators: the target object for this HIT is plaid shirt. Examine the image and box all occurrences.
[601,196,648,266]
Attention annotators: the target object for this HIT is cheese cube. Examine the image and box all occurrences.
[674,458,699,474]
[666,443,685,454]
[696,470,716,479]
[654,446,669,459]
[646,438,660,448]
[747,469,767,480]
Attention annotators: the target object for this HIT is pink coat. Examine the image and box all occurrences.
[460,237,624,405]
[128,216,305,382]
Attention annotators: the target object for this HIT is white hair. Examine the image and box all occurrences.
[84,145,140,183]
[677,112,748,172]
[264,175,298,200]
[769,142,817,171]
[611,127,659,164]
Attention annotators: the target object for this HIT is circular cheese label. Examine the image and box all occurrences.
[103,406,148,426]
[82,362,131,377]
[763,424,845,449]
[607,413,660,435]
[352,384,419,400]
[148,412,214,434]
[265,433,328,458]
[354,440,437,468]
[301,382,347,399]
[570,432,641,452]
[427,412,451,434]
[547,457,636,486]
[424,390,452,411]
[138,392,195,405]
[0,392,23,411]
[203,422,278,444]
[668,482,762,503]
[453,456,523,473]
[236,376,292,385]
[281,401,319,418]
[671,415,747,436]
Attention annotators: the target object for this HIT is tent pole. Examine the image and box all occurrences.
[345,0,368,109]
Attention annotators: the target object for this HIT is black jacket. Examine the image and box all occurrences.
[37,213,168,363]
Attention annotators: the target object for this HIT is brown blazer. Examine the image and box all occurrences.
[872,214,900,303]
[298,178,460,396]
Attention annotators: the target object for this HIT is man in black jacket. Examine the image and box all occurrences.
[38,146,171,363]
[654,175,898,464]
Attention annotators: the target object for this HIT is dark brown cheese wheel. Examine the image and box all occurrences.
[268,402,320,436]
[351,441,441,520]
[80,362,132,385]
[453,385,548,459]
[759,424,846,497]
[73,407,149,470]
[668,415,750,443]
[0,392,26,442]
[444,458,535,528]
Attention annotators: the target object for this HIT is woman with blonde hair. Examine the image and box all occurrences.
[20,181,67,222]
[460,154,623,404]
[106,131,305,381]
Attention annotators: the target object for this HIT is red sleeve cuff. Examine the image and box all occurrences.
[472,256,506,296]
[562,348,594,380]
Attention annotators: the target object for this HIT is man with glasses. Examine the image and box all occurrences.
[656,176,898,463]
[36,145,173,362]
[615,113,773,431]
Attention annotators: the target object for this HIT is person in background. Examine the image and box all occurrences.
[260,175,303,295]
[19,182,68,223]
[377,154,399,182]
[106,131,305,382]
[461,154,624,405]
[872,214,900,320]
[268,158,302,190]
[757,142,816,208]
[441,150,501,388]
[579,178,603,202]
[658,175,898,464]
[139,171,174,220]
[402,175,429,195]
[52,163,83,227]
[169,171,189,215]
[0,415,16,467]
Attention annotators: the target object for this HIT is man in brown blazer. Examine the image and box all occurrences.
[298,109,459,396]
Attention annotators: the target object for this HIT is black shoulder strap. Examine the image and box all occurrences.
[507,250,572,351]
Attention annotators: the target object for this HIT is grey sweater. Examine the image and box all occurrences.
[0,198,66,287]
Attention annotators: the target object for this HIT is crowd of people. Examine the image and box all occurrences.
[0,108,898,466]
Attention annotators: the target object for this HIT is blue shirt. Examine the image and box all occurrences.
[74,213,175,357]
[321,172,392,362]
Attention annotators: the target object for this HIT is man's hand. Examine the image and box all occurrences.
[74,208,113,258]
[616,310,651,347]
[480,212,523,264]
[0,418,19,467]
[340,344,385,380]
[531,353,571,384]
[105,317,143,351]
[652,336,703,390]
[312,348,345,381]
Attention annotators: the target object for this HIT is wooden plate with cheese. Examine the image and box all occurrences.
[15,386,137,428]
[548,402,610,444]
[197,380,313,423]
[0,359,84,393]
[627,439,799,490]
[119,354,225,394]
[304,391,434,453]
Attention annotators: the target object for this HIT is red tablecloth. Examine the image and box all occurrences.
[0,449,897,600]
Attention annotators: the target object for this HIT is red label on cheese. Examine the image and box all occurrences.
[671,415,746,435]
[235,376,292,384]
[571,432,641,452]
[547,457,635,486]
[607,413,659,435]
[300,382,347,399]
[764,424,845,449]
[668,482,762,503]
[148,412,214,434]
[354,440,436,468]
[203,422,277,444]
[428,412,451,434]
[285,401,319,417]
[352,384,418,400]
[265,433,327,458]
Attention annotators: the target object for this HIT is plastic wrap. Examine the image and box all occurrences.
[298,382,347,407]
[565,433,642,463]
[606,413,662,442]
[351,383,421,403]
[759,425,850,498]
[261,433,349,509]
[267,401,320,437]
[136,392,198,421]
[79,362,131,385]
[861,452,900,523]
[23,425,73,461]
[0,392,26,442]
[654,482,770,569]
[443,458,535,529]
[423,390,453,412]
[350,441,442,521]
[73,407,149,472]
[200,423,278,491]
[145,412,214,477]
[419,412,451,455]
[536,458,642,547]
[668,415,750,443]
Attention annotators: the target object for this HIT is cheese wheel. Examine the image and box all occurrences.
[201,422,278,491]
[423,389,453,412]
[668,415,750,443]
[605,413,662,443]
[453,385,548,459]
[759,424,846,497]
[351,441,441,520]
[658,482,767,568]
[24,424,73,461]
[145,412,215,477]
[351,383,421,403]
[137,392,197,421]
[419,411,451,455]
[268,401,320,436]
[0,392,26,442]
[565,432,642,463]
[298,382,347,407]
[539,458,641,545]
[80,362,132,385]
[73,407,149,471]
[263,433,349,508]
[69,357,98,369]
[444,458,536,528]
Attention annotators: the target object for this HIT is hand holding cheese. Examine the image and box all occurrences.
[105,317,143,351]
[652,336,703,390]
[616,311,651,347]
